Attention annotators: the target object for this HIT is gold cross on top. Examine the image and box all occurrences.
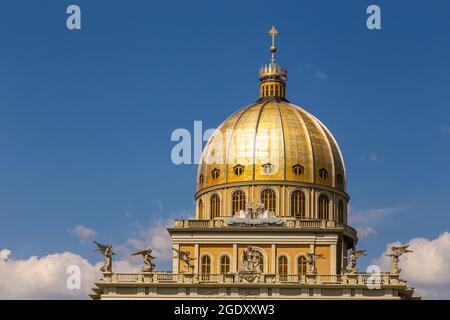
[267,25,279,47]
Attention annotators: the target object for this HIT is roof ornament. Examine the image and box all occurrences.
[386,245,413,275]
[93,240,116,273]
[131,248,156,272]
[344,249,367,274]
[267,25,279,63]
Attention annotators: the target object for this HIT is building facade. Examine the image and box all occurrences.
[91,27,418,300]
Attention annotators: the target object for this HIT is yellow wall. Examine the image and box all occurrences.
[199,244,233,274]
[179,243,332,275]
[315,245,331,274]
[179,244,195,273]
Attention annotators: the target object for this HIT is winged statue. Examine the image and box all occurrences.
[385,245,412,275]
[172,248,196,272]
[305,252,323,274]
[93,240,116,273]
[131,248,156,272]
[344,249,366,274]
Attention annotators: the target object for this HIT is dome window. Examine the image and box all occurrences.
[292,164,304,176]
[232,190,246,214]
[260,189,276,213]
[210,194,220,218]
[337,174,343,185]
[233,165,244,176]
[262,163,274,174]
[211,168,220,179]
[199,175,204,184]
[319,168,328,180]
[318,194,329,220]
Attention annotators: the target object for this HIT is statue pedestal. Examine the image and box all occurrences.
[345,274,358,284]
[102,272,113,282]
[183,273,194,283]
[305,273,317,284]
[142,272,153,283]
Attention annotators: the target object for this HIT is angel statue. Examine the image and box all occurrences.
[344,249,366,274]
[172,248,196,273]
[131,248,156,272]
[386,245,412,275]
[93,240,116,273]
[305,252,323,275]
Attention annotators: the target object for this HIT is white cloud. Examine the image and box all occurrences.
[349,206,400,239]
[356,226,377,238]
[0,206,190,299]
[0,250,99,299]
[69,225,97,243]
[314,72,328,80]
[0,249,141,299]
[0,249,11,266]
[372,231,450,299]
[369,153,379,162]
[440,127,450,134]
[120,219,173,261]
[349,207,400,226]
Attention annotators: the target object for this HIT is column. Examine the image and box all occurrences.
[194,244,199,273]
[330,244,336,274]
[232,244,238,272]
[271,244,276,274]
[173,243,180,273]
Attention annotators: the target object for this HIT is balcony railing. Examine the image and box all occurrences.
[103,272,403,286]
[172,219,357,236]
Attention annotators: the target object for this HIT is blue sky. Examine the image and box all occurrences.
[1,0,450,277]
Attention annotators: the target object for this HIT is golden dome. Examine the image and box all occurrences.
[196,99,346,193]
[195,26,347,222]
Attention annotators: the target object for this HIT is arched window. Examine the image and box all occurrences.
[233,164,244,176]
[278,256,288,275]
[297,256,307,275]
[210,194,220,218]
[290,190,305,218]
[198,199,204,219]
[337,174,343,185]
[260,189,276,213]
[318,194,329,220]
[220,255,230,274]
[232,190,246,214]
[211,168,220,179]
[337,200,344,223]
[258,254,264,273]
[262,163,274,174]
[199,174,204,184]
[319,168,328,180]
[201,255,211,274]
[292,164,304,176]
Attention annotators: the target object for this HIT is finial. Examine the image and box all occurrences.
[267,25,279,63]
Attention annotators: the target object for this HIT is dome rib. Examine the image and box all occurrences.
[314,116,347,180]
[290,104,315,184]
[307,113,336,188]
[275,100,287,180]
[224,103,257,183]
[251,101,269,181]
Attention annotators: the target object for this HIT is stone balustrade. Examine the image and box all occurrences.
[102,272,403,286]
[171,219,357,237]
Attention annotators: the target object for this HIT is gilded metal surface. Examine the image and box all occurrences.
[197,100,346,193]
